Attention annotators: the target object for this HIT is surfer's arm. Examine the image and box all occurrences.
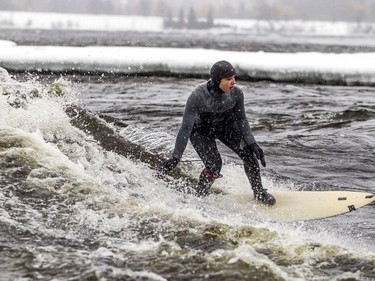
[233,89,266,167]
[171,95,197,160]
[233,89,256,146]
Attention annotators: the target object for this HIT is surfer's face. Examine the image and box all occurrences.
[219,75,236,94]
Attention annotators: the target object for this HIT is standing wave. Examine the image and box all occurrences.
[1,69,374,281]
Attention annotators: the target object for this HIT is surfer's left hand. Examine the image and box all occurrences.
[248,143,266,167]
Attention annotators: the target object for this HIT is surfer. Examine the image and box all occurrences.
[159,60,276,205]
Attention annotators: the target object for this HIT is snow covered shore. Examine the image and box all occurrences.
[1,44,375,85]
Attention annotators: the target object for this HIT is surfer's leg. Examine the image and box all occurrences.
[241,151,276,205]
[218,126,262,189]
[190,131,222,196]
[219,126,276,205]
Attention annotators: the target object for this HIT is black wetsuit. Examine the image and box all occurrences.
[172,80,263,192]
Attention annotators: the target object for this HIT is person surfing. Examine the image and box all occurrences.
[159,60,276,206]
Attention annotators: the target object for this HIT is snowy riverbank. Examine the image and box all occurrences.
[1,44,375,85]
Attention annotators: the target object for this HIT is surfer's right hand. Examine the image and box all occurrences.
[159,157,179,174]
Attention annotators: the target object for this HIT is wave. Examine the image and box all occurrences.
[334,106,375,121]
[1,69,375,280]
[301,106,375,132]
[258,105,375,134]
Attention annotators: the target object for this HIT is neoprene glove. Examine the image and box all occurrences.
[159,157,179,174]
[248,143,266,167]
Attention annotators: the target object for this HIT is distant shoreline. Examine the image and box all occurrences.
[2,28,375,54]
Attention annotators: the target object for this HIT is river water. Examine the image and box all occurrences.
[0,29,375,280]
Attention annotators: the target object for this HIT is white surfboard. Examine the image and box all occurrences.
[236,191,375,222]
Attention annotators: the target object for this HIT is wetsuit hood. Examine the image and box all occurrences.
[209,60,236,93]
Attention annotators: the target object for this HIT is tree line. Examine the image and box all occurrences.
[1,0,375,22]
[164,7,215,29]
